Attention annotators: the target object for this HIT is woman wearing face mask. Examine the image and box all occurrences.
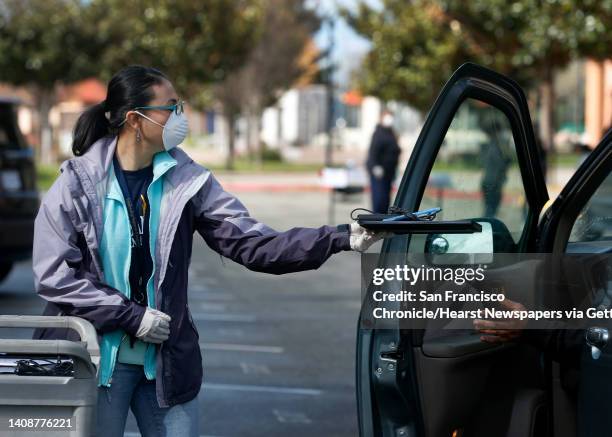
[30,65,386,437]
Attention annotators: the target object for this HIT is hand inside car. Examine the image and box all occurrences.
[473,298,528,344]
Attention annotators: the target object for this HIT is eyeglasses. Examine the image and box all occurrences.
[117,100,185,127]
[134,100,185,115]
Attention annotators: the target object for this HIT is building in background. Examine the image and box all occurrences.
[260,84,328,148]
[585,59,612,147]
[238,85,421,168]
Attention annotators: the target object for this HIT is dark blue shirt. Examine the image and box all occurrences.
[112,154,153,345]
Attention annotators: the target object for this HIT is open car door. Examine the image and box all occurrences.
[536,131,612,437]
[356,63,550,437]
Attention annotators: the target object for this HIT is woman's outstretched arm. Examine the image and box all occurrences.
[192,173,353,274]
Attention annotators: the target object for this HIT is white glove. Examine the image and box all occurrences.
[372,165,384,179]
[349,221,392,252]
[135,307,171,344]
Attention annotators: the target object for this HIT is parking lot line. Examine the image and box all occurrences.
[199,342,284,353]
[202,382,323,396]
[125,433,223,437]
[197,302,227,311]
[272,409,313,424]
[191,313,256,322]
[190,292,237,301]
[240,362,271,375]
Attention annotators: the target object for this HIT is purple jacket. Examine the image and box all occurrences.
[31,134,352,407]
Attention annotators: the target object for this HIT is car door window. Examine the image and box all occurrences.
[569,172,612,244]
[406,98,529,253]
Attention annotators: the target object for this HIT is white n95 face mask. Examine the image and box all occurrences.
[381,114,394,127]
[134,110,189,151]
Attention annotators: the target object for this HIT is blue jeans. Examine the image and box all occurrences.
[370,173,393,214]
[96,362,200,437]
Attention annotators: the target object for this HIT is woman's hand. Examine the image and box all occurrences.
[473,298,528,344]
[349,222,392,252]
[136,307,172,344]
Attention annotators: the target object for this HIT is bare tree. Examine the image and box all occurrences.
[215,0,321,169]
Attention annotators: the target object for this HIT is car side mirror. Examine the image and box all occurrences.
[425,221,494,265]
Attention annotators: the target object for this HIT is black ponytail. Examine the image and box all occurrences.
[71,65,169,156]
[72,101,110,156]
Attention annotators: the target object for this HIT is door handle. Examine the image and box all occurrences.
[585,327,609,360]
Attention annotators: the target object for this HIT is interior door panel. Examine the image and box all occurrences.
[414,344,507,436]
[414,259,545,436]
[414,344,547,437]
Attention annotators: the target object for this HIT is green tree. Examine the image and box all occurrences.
[87,0,263,101]
[344,0,612,151]
[344,0,470,112]
[0,0,263,163]
[214,0,320,169]
[0,0,96,163]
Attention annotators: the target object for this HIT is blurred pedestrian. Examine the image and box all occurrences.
[478,110,513,217]
[366,109,401,213]
[30,65,389,437]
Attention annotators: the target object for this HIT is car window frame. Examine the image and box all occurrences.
[538,132,612,254]
[386,63,548,256]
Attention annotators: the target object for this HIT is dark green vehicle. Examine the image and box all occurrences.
[357,63,612,437]
[0,97,39,284]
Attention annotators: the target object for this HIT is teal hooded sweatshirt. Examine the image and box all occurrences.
[97,149,177,387]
